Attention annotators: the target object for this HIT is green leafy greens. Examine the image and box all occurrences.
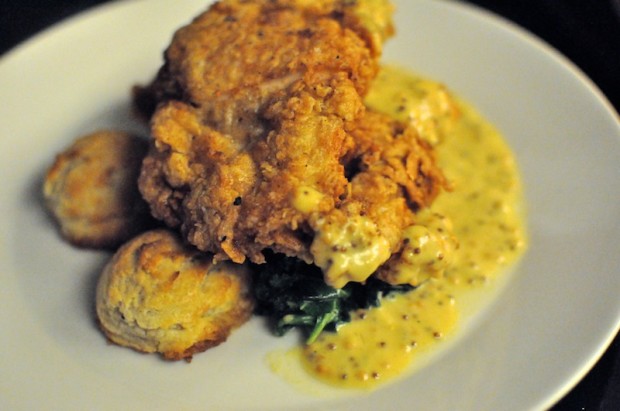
[252,252,415,344]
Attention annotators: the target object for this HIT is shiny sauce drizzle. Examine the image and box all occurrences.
[281,66,527,389]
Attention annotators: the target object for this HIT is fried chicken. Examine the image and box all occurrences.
[138,0,447,288]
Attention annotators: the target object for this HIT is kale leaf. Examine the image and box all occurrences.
[252,252,415,344]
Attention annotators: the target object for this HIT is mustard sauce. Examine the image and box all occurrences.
[292,186,325,214]
[311,215,392,288]
[273,66,527,390]
[380,211,458,286]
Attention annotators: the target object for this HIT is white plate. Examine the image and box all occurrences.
[1,0,619,410]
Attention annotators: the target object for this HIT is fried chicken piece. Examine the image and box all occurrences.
[139,0,385,256]
[96,229,254,361]
[43,130,153,249]
[138,0,446,287]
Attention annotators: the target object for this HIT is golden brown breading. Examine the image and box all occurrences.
[137,0,446,287]
[346,110,446,247]
[139,0,381,260]
[43,130,153,249]
[136,0,393,118]
[96,229,254,361]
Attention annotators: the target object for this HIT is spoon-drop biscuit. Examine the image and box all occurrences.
[95,229,254,361]
[43,130,152,249]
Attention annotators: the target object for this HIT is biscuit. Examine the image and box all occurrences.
[43,130,152,249]
[96,229,254,361]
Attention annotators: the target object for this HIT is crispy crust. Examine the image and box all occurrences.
[138,0,380,262]
[137,0,446,285]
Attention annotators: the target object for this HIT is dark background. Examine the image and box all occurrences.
[1,1,619,409]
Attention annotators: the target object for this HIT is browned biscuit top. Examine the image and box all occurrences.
[43,130,152,249]
[96,229,254,361]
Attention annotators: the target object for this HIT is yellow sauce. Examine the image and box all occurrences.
[382,211,458,286]
[292,186,325,214]
[272,66,527,390]
[365,66,459,146]
[311,215,391,288]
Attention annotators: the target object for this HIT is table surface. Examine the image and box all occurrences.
[2,1,619,410]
